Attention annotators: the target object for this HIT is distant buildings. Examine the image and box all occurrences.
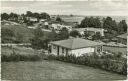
[27,17,38,22]
[50,38,104,57]
[73,28,106,37]
[50,23,72,31]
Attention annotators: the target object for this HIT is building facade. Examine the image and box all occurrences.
[50,38,103,57]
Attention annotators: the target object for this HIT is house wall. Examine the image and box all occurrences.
[51,44,71,56]
[70,47,95,56]
[51,44,103,57]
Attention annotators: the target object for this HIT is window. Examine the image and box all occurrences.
[53,45,56,49]
[62,47,64,53]
[97,46,102,52]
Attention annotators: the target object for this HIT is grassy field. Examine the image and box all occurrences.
[1,46,37,55]
[1,25,34,43]
[103,46,127,56]
[2,60,126,80]
[1,45,127,80]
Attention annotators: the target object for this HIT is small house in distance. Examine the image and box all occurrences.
[73,28,106,37]
[27,17,38,22]
[50,38,104,57]
[117,33,127,45]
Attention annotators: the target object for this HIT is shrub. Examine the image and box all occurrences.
[42,54,127,75]
[1,50,43,62]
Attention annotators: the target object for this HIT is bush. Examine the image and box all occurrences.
[42,54,127,75]
[1,50,43,62]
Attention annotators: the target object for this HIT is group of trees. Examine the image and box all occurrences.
[80,16,127,35]
[80,17,101,28]
[30,27,69,50]
[1,13,19,22]
[26,11,50,20]
[1,11,50,23]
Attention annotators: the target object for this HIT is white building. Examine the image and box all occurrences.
[73,28,106,36]
[51,23,72,31]
[27,17,38,22]
[50,38,104,57]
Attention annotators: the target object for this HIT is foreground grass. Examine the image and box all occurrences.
[2,60,126,80]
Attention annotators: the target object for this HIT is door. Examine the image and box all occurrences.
[57,46,59,55]
[66,49,68,56]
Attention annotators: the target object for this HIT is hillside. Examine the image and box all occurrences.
[1,25,34,43]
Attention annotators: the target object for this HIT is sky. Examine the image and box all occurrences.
[1,1,128,16]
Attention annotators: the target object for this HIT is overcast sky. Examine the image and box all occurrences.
[1,1,128,16]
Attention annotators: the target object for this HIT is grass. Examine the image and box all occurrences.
[1,45,127,80]
[1,60,126,80]
[1,25,34,43]
[1,46,36,55]
[1,46,42,62]
[103,46,127,56]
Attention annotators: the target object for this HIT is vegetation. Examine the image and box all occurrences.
[43,53,127,75]
[56,16,62,22]
[30,27,69,50]
[92,32,102,40]
[80,17,101,28]
[2,61,126,80]
[3,52,126,75]
[69,30,81,37]
[1,25,34,43]
[1,11,50,26]
[2,45,126,75]
[80,16,127,40]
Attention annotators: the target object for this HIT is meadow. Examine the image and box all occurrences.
[1,45,127,80]
[1,25,34,43]
[2,61,126,80]
[103,46,127,56]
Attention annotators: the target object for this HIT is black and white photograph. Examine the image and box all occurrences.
[1,0,128,80]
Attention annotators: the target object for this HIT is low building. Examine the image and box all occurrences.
[39,19,46,22]
[50,38,104,57]
[117,33,127,45]
[51,23,72,31]
[27,17,38,22]
[73,28,106,36]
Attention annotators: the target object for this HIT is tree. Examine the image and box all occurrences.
[30,28,44,49]
[39,12,50,20]
[56,16,62,22]
[80,17,101,28]
[49,29,58,41]
[70,30,81,37]
[103,16,117,31]
[1,13,9,20]
[117,20,127,34]
[84,30,90,39]
[92,32,102,40]
[26,11,33,17]
[58,28,69,40]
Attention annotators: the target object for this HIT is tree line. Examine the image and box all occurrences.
[80,16,127,35]
[1,11,50,23]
